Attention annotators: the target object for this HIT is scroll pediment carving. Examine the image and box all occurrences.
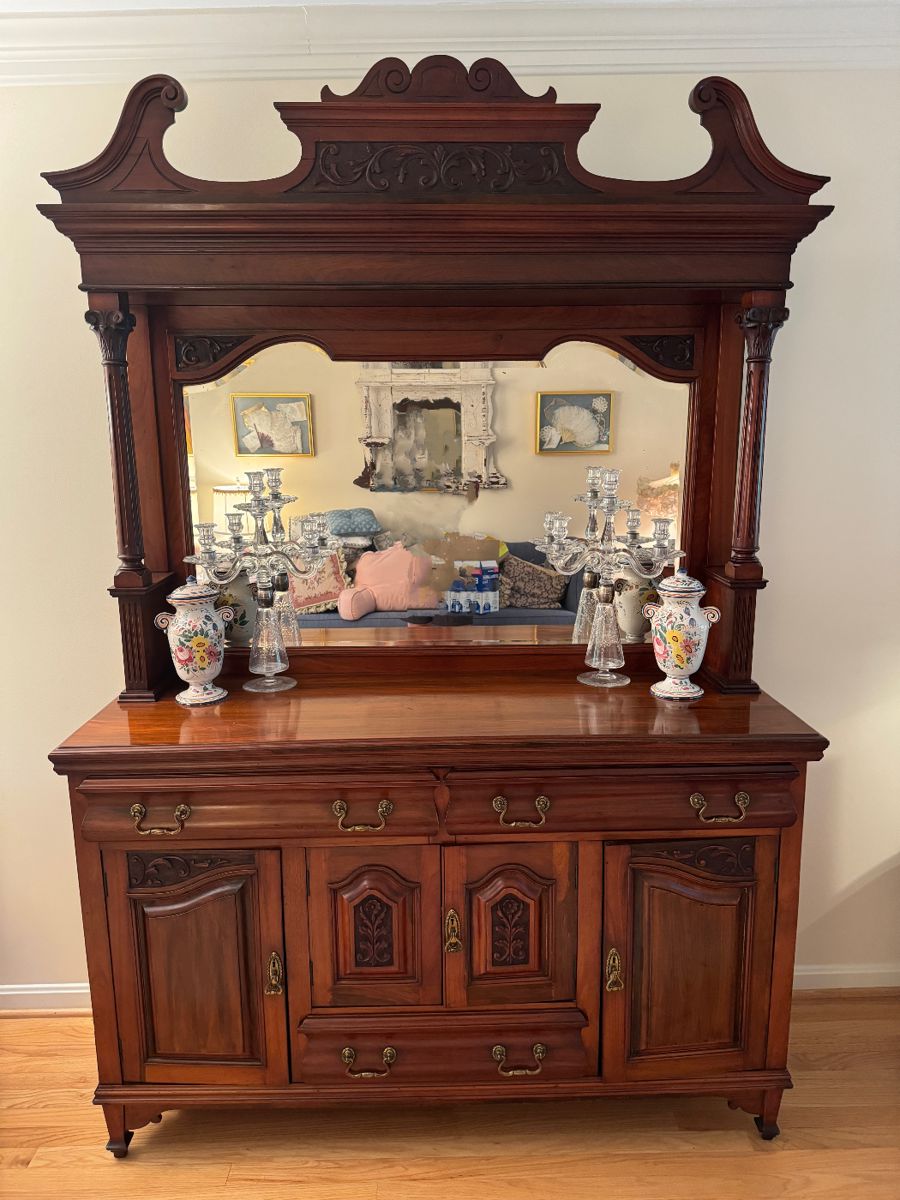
[321,55,555,103]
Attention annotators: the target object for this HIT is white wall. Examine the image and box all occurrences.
[1,65,898,1004]
[187,342,688,544]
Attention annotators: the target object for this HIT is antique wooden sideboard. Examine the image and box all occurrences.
[41,57,831,1155]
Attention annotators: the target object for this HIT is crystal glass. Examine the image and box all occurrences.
[652,517,673,548]
[577,587,630,688]
[572,571,601,644]
[244,596,296,692]
[273,571,302,649]
[585,465,604,491]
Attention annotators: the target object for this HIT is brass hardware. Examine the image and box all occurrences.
[341,1046,397,1078]
[332,798,393,833]
[492,794,550,829]
[129,802,191,836]
[264,951,284,996]
[444,908,463,953]
[605,947,625,992]
[491,1043,548,1077]
[690,791,750,825]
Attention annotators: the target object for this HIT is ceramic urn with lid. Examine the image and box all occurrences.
[155,578,235,706]
[642,569,720,701]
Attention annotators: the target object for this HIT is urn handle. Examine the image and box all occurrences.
[701,606,721,624]
[218,605,236,623]
[154,612,172,631]
[642,602,661,621]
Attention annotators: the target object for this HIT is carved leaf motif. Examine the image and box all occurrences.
[353,894,394,967]
[625,334,695,371]
[491,893,530,966]
[636,841,755,877]
[174,335,251,371]
[127,853,239,888]
[311,142,573,196]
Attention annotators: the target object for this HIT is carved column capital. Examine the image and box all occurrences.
[735,305,789,361]
[85,307,136,365]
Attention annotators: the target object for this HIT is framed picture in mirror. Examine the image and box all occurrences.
[231,392,315,457]
[536,391,614,454]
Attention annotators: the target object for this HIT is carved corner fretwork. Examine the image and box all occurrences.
[624,335,695,371]
[173,335,253,372]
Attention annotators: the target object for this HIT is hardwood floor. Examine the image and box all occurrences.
[1,993,898,1199]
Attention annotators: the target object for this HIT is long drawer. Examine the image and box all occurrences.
[77,776,439,841]
[297,1010,590,1084]
[445,768,798,834]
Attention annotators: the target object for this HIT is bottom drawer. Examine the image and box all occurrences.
[297,1009,589,1085]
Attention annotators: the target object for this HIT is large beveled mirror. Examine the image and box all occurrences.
[184,339,690,647]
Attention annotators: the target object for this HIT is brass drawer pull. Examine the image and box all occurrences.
[492,1043,547,1077]
[341,1046,397,1078]
[690,790,750,824]
[264,951,284,996]
[606,947,625,992]
[332,798,393,833]
[129,802,191,836]
[492,794,550,829]
[444,908,463,953]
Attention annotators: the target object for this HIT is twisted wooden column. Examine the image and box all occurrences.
[85,299,151,587]
[727,292,789,580]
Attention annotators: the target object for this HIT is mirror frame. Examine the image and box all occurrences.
[40,55,832,699]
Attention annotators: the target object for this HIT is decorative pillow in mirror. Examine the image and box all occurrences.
[289,549,349,613]
[324,508,382,537]
[499,555,568,609]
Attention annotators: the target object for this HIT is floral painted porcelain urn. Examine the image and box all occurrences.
[643,570,720,701]
[155,579,235,706]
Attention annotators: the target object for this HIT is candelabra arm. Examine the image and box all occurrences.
[616,546,684,581]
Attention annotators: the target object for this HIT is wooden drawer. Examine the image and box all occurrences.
[445,769,798,835]
[77,776,439,841]
[297,1010,590,1084]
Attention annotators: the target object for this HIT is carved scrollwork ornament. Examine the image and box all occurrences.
[625,335,695,371]
[174,335,251,371]
[85,308,136,365]
[735,306,790,361]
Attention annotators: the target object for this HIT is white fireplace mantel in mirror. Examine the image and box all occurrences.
[355,361,508,494]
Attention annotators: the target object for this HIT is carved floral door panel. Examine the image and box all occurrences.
[104,849,289,1085]
[601,837,777,1081]
[306,846,442,1007]
[443,843,577,1008]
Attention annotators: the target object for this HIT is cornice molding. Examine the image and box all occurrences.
[2,2,899,86]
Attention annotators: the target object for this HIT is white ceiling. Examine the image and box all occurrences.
[1,1,898,85]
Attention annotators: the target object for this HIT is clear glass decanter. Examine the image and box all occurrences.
[272,571,302,649]
[572,569,601,644]
[244,589,297,692]
[577,583,630,688]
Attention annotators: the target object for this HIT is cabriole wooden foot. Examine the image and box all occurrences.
[754,1115,780,1141]
[103,1104,134,1158]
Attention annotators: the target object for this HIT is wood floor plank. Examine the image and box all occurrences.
[0,994,896,1199]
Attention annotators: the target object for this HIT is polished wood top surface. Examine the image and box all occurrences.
[52,664,828,774]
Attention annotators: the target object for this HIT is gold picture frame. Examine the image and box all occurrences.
[231,392,315,457]
[535,390,614,455]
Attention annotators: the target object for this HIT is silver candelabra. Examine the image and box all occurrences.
[537,466,684,688]
[187,467,339,693]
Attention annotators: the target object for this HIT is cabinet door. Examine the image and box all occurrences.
[105,849,288,1085]
[444,843,577,1008]
[602,837,777,1081]
[307,846,442,1006]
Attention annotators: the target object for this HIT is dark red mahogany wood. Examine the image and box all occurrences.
[42,58,830,1157]
[40,57,830,697]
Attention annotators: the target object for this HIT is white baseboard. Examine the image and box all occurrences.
[792,964,900,990]
[2,968,898,1010]
[0,983,91,1010]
